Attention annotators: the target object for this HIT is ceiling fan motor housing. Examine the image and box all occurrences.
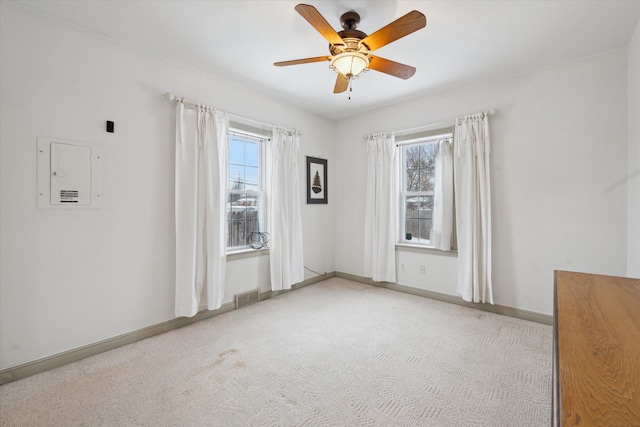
[274,4,427,92]
[333,11,369,53]
[340,11,361,30]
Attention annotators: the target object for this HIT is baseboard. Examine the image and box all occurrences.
[334,271,553,326]
[0,273,336,385]
[0,302,238,385]
[260,271,336,300]
[1,270,550,385]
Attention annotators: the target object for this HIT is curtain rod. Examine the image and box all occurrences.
[455,108,497,123]
[164,92,215,110]
[163,92,297,134]
[229,129,270,143]
[362,109,497,140]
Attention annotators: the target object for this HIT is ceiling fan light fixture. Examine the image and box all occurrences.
[275,5,427,92]
[330,52,369,79]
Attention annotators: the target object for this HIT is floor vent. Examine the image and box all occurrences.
[235,289,260,309]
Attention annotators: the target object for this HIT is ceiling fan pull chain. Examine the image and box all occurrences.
[348,80,353,100]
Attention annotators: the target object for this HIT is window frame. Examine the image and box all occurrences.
[398,132,453,248]
[226,126,268,252]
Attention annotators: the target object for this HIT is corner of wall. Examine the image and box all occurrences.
[628,19,640,278]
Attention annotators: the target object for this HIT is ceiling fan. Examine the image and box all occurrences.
[274,4,427,94]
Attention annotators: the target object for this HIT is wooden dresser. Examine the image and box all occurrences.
[553,270,640,426]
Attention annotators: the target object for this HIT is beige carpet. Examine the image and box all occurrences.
[0,278,552,426]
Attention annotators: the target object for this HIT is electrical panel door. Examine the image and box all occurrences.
[37,137,102,209]
[50,142,92,205]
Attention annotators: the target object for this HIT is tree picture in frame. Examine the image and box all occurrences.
[306,156,327,204]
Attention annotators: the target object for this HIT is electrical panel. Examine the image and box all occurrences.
[37,137,102,209]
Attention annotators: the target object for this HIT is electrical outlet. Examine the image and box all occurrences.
[420,265,425,274]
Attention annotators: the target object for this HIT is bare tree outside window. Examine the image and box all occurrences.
[405,144,436,192]
[402,141,441,244]
[227,134,263,249]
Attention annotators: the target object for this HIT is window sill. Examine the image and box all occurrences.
[395,244,458,257]
[226,247,269,261]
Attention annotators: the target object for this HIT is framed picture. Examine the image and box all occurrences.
[306,156,327,204]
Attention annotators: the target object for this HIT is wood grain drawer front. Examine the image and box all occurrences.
[554,270,640,426]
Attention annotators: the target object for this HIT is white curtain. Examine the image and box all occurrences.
[364,134,397,282]
[432,139,454,251]
[453,113,493,304]
[175,102,228,317]
[266,127,304,291]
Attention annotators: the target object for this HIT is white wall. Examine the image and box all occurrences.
[1,0,634,371]
[628,20,640,278]
[0,2,334,370]
[334,49,629,315]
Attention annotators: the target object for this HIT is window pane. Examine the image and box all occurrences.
[228,192,241,206]
[229,191,246,219]
[405,219,418,241]
[405,143,437,191]
[401,136,452,246]
[404,195,433,243]
[228,220,246,247]
[227,130,265,249]
[406,146,421,168]
[247,218,259,240]
[405,196,420,219]
[405,146,421,191]
[406,167,420,192]
[229,165,245,190]
[245,166,259,190]
[229,205,246,220]
[419,195,433,213]
[227,193,261,247]
[245,142,259,167]
[418,218,432,241]
[229,138,244,165]
[419,167,435,192]
[419,145,436,191]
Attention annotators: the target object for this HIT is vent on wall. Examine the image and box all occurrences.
[235,289,260,309]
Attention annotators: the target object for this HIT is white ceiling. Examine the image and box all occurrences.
[12,0,640,121]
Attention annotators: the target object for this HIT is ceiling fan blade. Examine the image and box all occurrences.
[274,56,330,66]
[333,74,349,93]
[295,4,344,46]
[361,11,426,52]
[368,56,416,79]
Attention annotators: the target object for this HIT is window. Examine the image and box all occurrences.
[399,133,453,246]
[227,128,267,250]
